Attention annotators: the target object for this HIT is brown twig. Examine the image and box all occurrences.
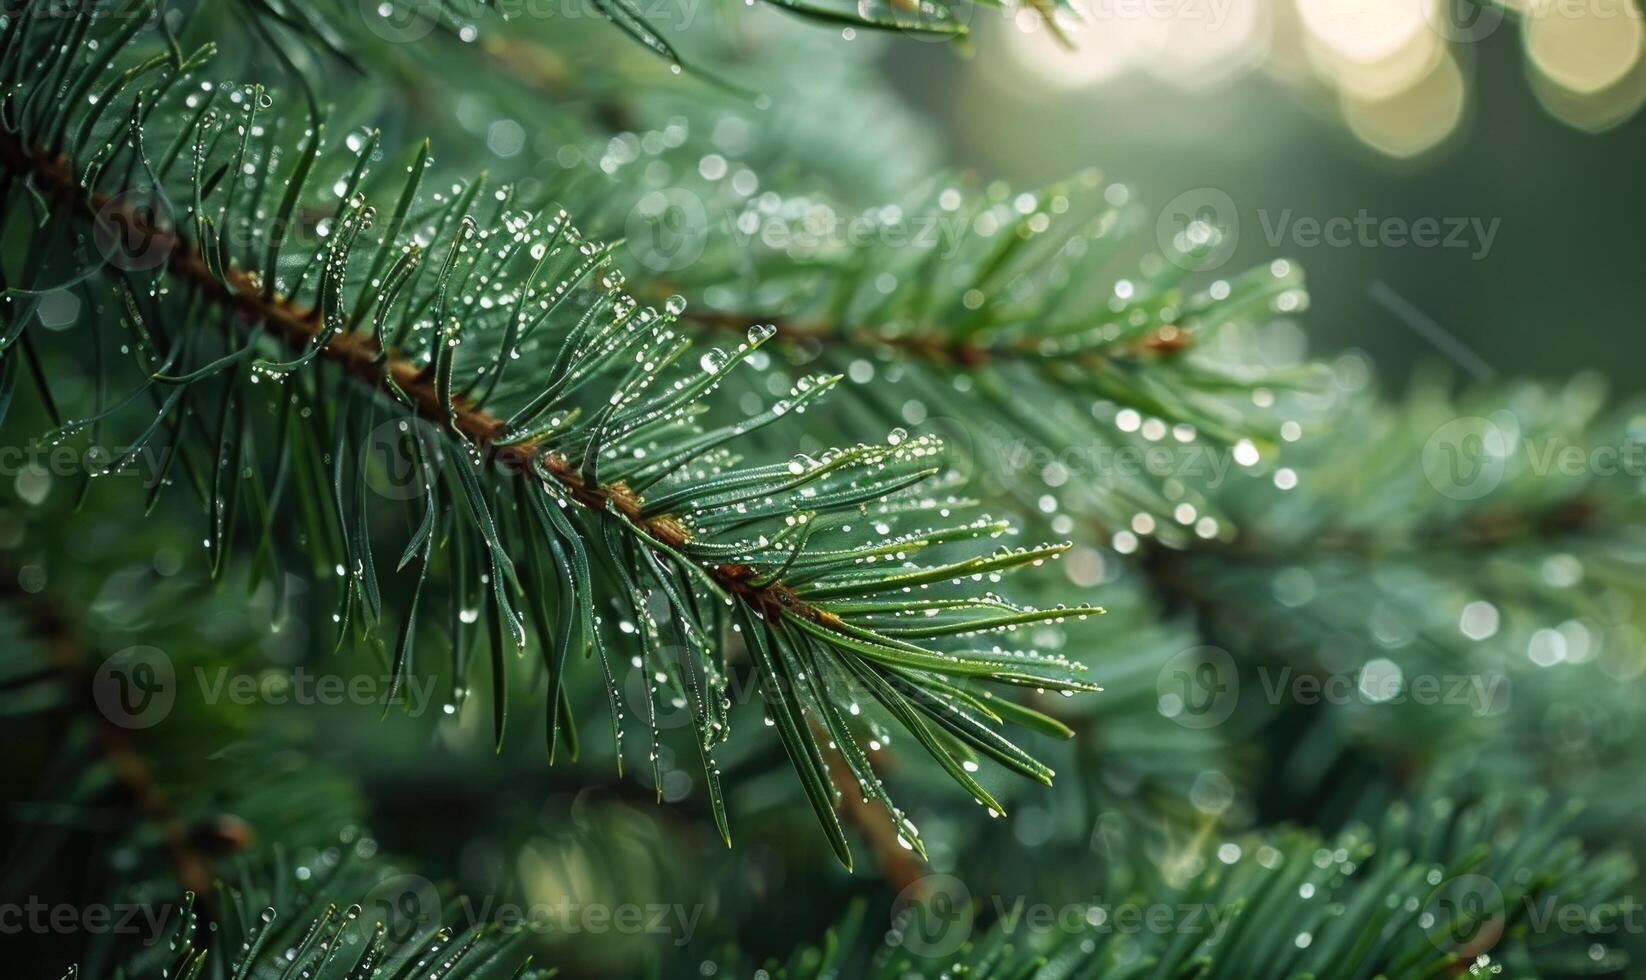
[1,131,940,886]
[5,580,217,897]
[819,739,925,893]
[1173,493,1602,566]
[678,308,1192,369]
[0,132,844,632]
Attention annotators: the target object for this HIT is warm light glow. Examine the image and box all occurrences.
[1295,0,1434,64]
[1306,23,1442,98]
[1532,49,1646,130]
[1525,0,1644,95]
[1004,0,1271,89]
[1153,0,1271,86]
[997,0,1646,144]
[1003,5,1148,87]
[1341,50,1465,156]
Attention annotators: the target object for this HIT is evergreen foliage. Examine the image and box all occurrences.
[1,1,1641,977]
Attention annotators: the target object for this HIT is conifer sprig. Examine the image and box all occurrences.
[601,167,1320,542]
[345,0,997,65]
[0,4,1101,869]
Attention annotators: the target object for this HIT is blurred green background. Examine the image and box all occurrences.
[879,8,1645,389]
[8,3,1644,974]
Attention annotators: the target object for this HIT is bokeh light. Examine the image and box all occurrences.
[1295,0,1431,64]
[999,0,1646,156]
[1530,45,1646,130]
[1524,0,1642,95]
[1341,49,1467,156]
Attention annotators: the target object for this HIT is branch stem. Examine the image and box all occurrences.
[0,133,844,631]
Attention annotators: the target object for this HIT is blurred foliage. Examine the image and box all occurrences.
[1,0,1643,977]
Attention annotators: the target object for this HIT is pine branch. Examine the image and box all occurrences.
[346,0,985,65]
[679,306,1195,368]
[818,729,926,893]
[0,8,1104,872]
[72,879,543,980]
[598,165,1319,545]
[0,132,859,634]
[9,721,544,980]
[1125,382,1646,823]
[707,790,1638,978]
[235,0,1310,550]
